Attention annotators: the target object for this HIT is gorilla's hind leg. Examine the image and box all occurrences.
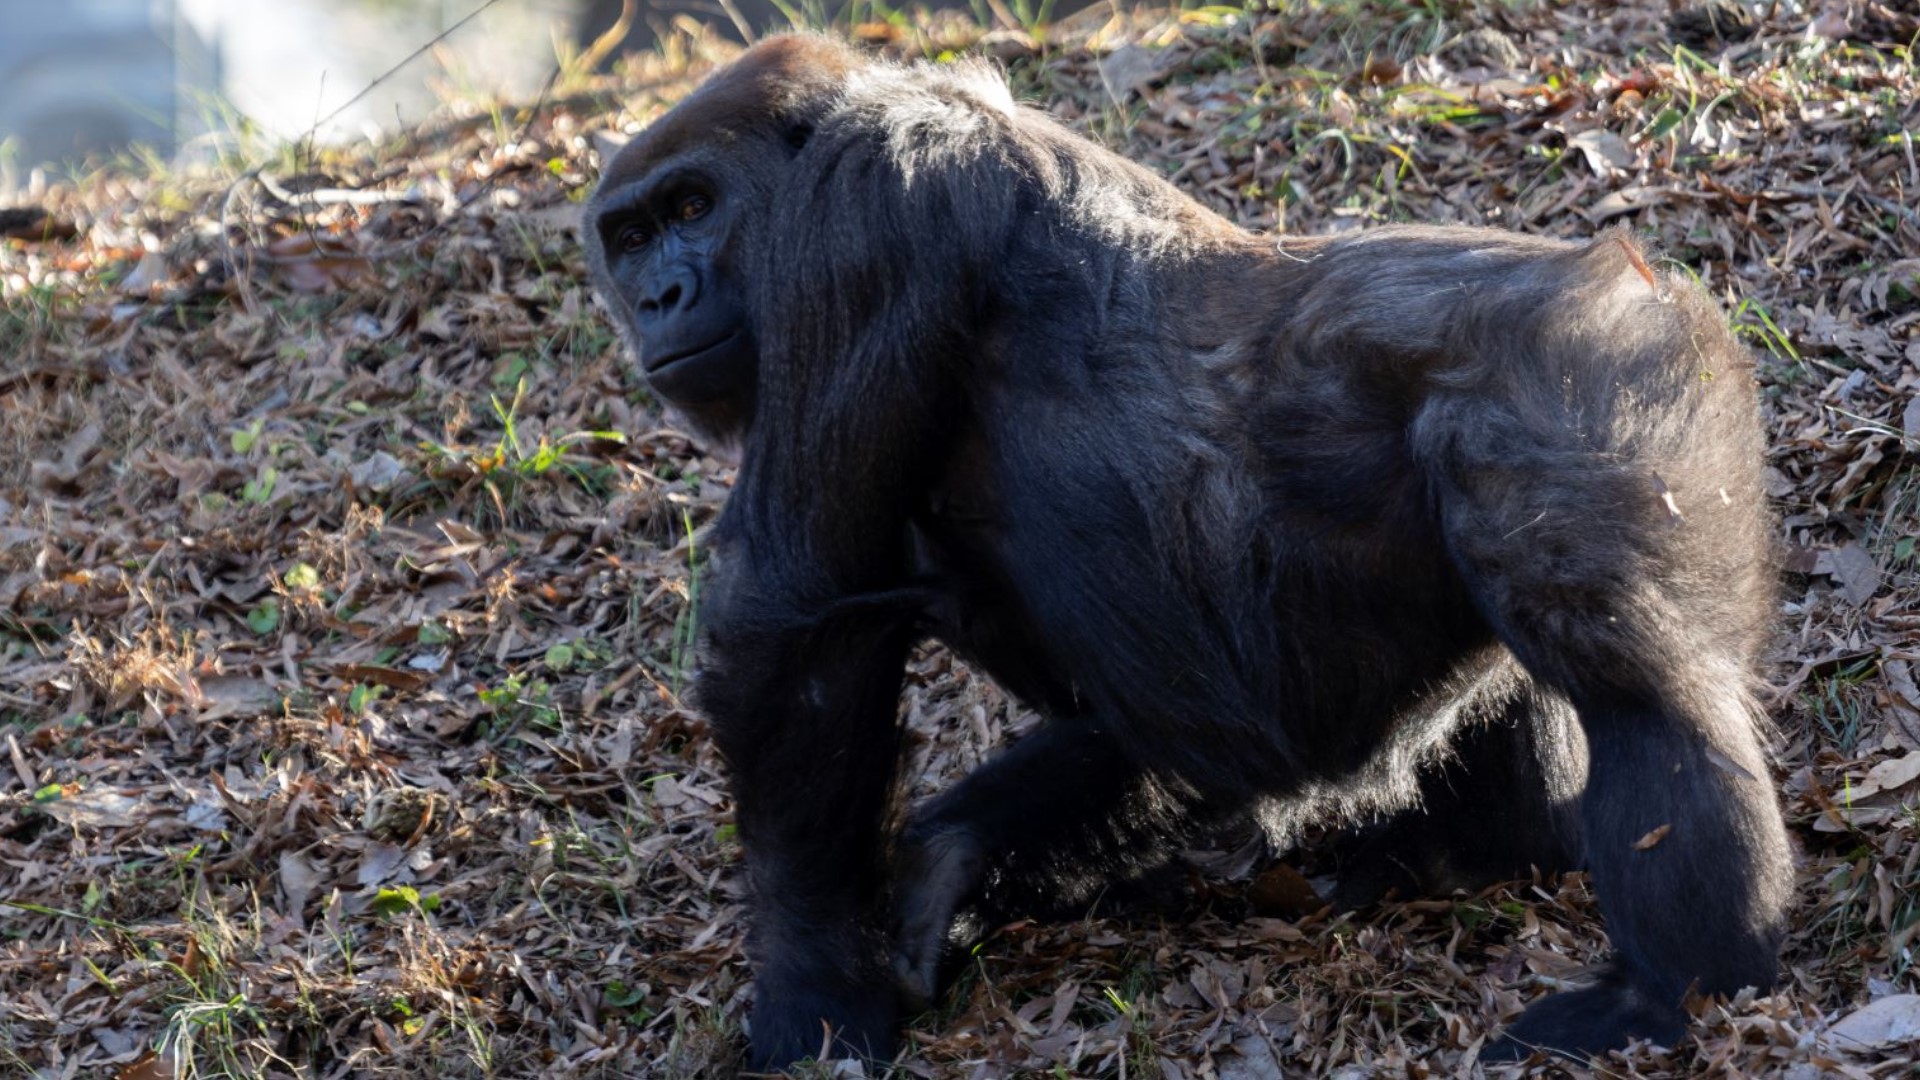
[1416,377,1791,1060]
[1333,676,1586,910]
[892,719,1210,1010]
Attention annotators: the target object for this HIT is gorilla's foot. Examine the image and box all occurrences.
[889,824,984,1013]
[746,967,898,1073]
[1483,976,1683,1063]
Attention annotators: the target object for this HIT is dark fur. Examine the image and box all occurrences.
[585,36,1792,1071]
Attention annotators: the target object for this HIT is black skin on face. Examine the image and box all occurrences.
[583,34,1794,1075]
[583,42,846,439]
[592,177,754,404]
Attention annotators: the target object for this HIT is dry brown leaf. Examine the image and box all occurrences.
[280,850,326,916]
[1632,823,1673,850]
[1567,129,1635,177]
[41,787,143,830]
[1828,994,1920,1051]
[196,674,285,722]
[1247,862,1325,917]
[264,233,376,292]
[331,663,432,692]
[1813,542,1883,607]
[114,1049,182,1080]
[1851,752,1920,799]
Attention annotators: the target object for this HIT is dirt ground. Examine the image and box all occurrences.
[2,1,1917,1077]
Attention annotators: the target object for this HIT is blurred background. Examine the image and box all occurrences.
[0,0,864,191]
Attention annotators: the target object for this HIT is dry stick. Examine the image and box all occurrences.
[305,0,513,147]
[254,173,424,209]
[575,0,640,73]
[714,0,756,45]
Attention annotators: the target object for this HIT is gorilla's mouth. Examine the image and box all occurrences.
[642,329,755,407]
[645,331,743,375]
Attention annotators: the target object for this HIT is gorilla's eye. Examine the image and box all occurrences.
[784,123,813,150]
[678,194,713,222]
[618,224,653,253]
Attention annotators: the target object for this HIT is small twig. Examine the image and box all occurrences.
[309,0,510,138]
[254,173,425,209]
[714,0,756,44]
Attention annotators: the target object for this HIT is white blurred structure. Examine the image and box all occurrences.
[177,0,566,145]
[0,0,573,187]
[0,0,211,183]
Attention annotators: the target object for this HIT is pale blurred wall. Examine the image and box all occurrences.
[0,0,203,181]
[178,0,570,145]
[0,0,583,186]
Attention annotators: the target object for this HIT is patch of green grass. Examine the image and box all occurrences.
[1807,844,1896,987]
[1864,467,1920,589]
[670,509,704,697]
[479,671,563,735]
[411,376,629,524]
[0,279,74,357]
[1802,657,1877,753]
[1729,295,1801,368]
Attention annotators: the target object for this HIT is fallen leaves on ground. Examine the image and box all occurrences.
[2,2,1916,1077]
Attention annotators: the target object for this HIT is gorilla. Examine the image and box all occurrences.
[583,35,1792,1072]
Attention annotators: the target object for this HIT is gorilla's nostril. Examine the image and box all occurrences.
[640,283,684,315]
